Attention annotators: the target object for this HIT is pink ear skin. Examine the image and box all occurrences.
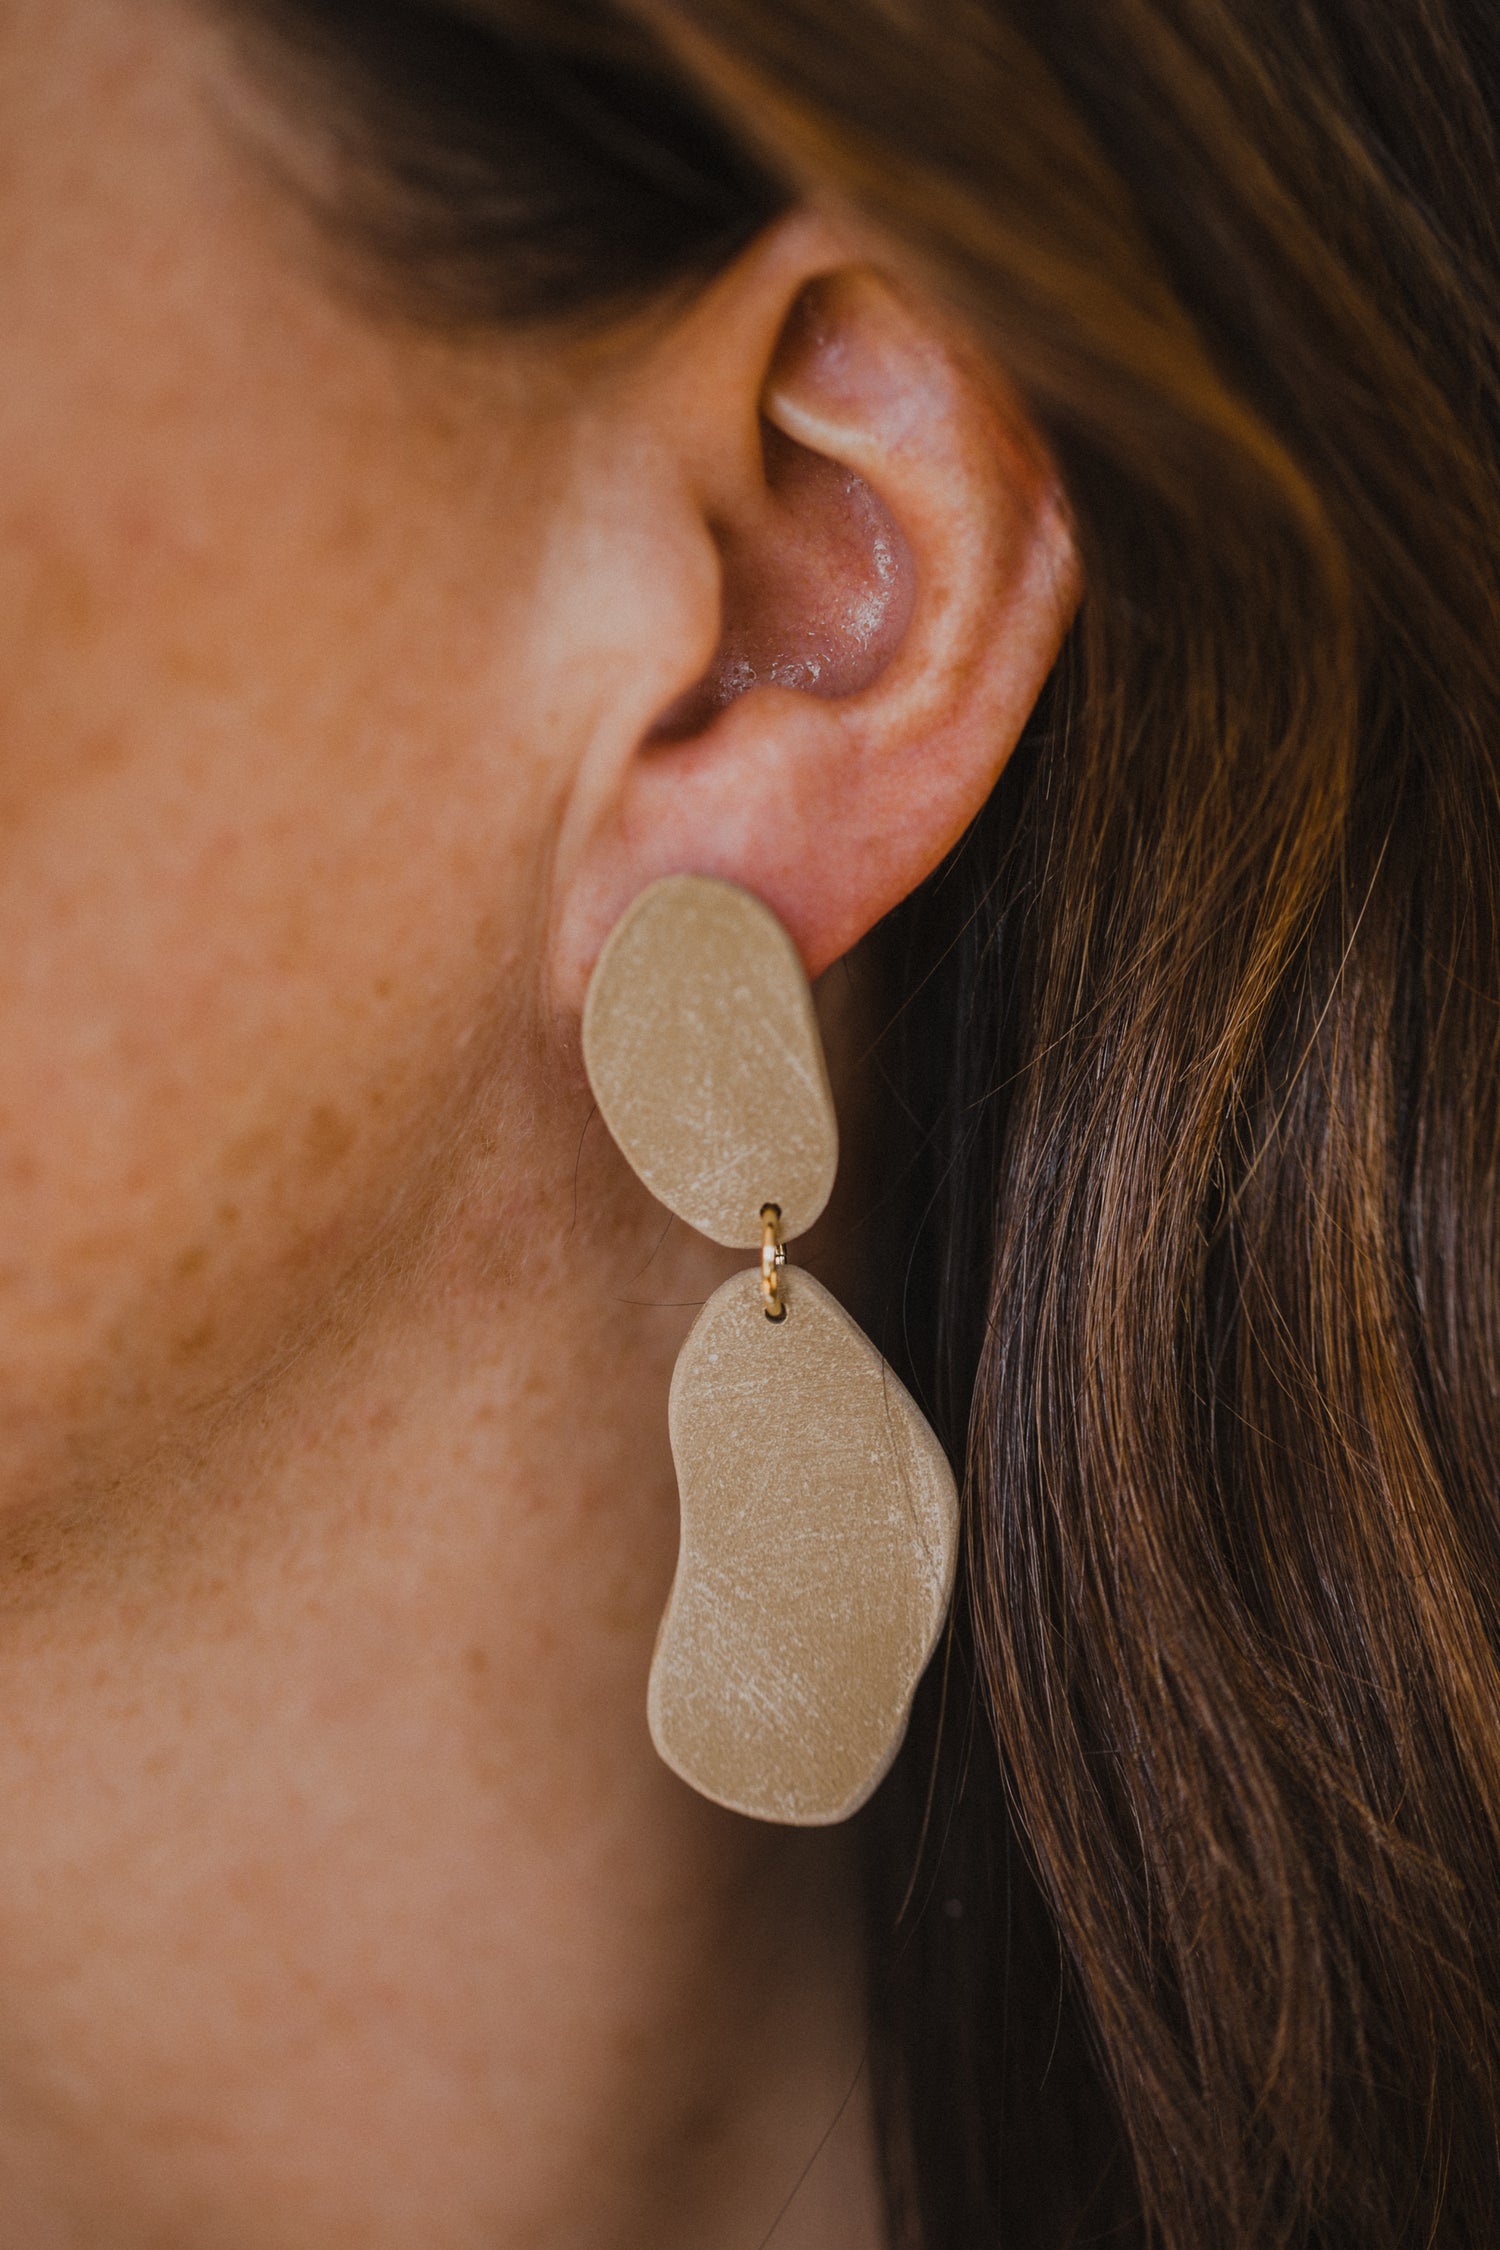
[549,219,1079,1015]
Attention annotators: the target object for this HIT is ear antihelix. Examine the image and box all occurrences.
[582,874,958,1826]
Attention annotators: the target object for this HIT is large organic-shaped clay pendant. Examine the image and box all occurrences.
[583,875,958,1826]
[658,1265,956,1823]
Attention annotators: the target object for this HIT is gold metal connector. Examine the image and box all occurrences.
[760,1203,788,1322]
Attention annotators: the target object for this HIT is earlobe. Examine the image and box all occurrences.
[551,237,1080,1012]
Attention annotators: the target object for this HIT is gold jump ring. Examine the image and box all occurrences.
[760,1204,787,1322]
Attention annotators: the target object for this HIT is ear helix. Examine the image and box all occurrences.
[583,875,958,1827]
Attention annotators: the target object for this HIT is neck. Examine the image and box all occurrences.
[0,1129,886,2247]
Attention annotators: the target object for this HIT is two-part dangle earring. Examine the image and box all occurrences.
[583,876,958,1827]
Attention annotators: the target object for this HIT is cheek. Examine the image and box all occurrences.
[0,471,561,1499]
[0,17,577,1499]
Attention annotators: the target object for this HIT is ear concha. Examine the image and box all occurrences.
[651,1267,959,1825]
[581,875,839,1251]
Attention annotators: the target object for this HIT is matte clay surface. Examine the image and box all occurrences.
[582,875,838,1249]
[653,1267,959,1825]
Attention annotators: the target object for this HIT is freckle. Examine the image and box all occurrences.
[173,1244,208,1280]
[465,1647,489,1677]
[303,1104,355,1176]
[174,1321,214,1360]
[71,1228,131,1264]
[28,552,95,642]
[216,1202,240,1230]
[373,978,394,1001]
[163,640,230,691]
[330,496,377,555]
[224,1130,274,1179]
[76,730,127,778]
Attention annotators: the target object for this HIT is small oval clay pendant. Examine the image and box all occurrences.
[583,874,958,1825]
[582,876,838,1249]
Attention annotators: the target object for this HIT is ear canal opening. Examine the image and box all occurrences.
[648,418,915,745]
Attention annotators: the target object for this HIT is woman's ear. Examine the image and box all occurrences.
[549,217,1080,1009]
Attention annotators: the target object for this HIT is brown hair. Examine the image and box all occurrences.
[237,1,1500,2240]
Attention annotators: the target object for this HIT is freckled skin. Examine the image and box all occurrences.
[0,0,1084,2228]
[0,3,887,2246]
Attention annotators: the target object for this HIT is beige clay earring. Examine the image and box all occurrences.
[583,875,958,1826]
